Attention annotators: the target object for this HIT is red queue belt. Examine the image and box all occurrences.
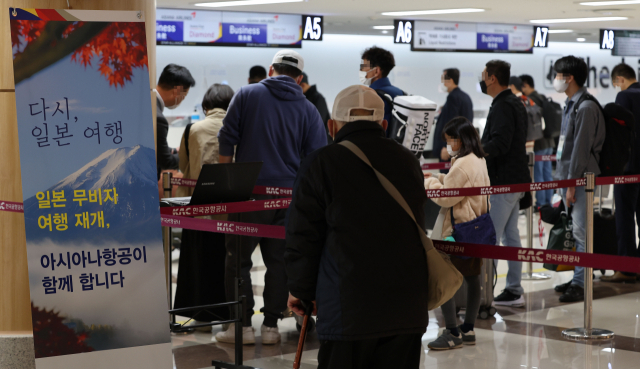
[170,177,293,197]
[162,215,285,239]
[433,240,640,275]
[160,198,291,216]
[426,174,640,199]
[6,174,640,217]
[422,156,556,171]
[166,215,639,274]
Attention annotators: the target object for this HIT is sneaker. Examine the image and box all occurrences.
[554,280,572,293]
[427,329,463,350]
[215,323,255,345]
[458,326,476,345]
[260,325,281,345]
[559,285,584,303]
[493,290,525,307]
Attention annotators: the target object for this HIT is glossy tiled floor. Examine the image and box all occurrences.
[169,191,640,369]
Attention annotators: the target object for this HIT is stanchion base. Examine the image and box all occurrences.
[562,328,615,340]
[521,272,552,280]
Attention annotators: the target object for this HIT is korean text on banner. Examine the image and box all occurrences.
[9,8,171,369]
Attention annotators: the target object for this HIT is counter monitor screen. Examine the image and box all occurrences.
[412,21,534,54]
[612,30,640,57]
[156,8,302,48]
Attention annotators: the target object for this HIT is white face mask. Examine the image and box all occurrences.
[553,78,569,93]
[614,85,622,93]
[447,144,459,157]
[359,68,376,86]
[438,82,448,93]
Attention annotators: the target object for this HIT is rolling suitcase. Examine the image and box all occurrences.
[593,186,617,274]
[453,258,496,319]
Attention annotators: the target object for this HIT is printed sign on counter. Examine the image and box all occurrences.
[9,8,171,369]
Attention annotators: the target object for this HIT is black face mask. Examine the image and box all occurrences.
[480,80,488,95]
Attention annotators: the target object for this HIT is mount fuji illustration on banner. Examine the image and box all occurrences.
[24,145,160,244]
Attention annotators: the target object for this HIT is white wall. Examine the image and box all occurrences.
[157,34,639,147]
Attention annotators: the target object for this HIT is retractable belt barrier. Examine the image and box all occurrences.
[160,198,291,216]
[161,215,286,239]
[160,215,640,274]
[169,177,293,196]
[421,155,556,171]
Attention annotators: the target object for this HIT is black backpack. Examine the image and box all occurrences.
[523,98,544,141]
[540,95,563,138]
[574,94,635,177]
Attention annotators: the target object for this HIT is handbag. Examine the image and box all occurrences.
[542,209,576,272]
[449,197,496,251]
[339,141,463,311]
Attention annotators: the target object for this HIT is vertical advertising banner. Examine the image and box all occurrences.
[9,8,171,369]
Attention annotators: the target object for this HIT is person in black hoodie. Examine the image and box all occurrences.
[479,60,531,307]
[285,85,428,369]
[301,72,332,143]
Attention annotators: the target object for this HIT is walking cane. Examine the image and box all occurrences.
[293,301,314,369]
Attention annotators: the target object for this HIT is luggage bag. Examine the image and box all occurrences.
[453,258,496,320]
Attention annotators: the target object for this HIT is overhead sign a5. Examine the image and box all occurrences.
[302,15,323,41]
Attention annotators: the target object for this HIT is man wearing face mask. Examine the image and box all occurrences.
[479,60,531,308]
[216,50,326,345]
[599,63,640,283]
[359,46,403,138]
[551,56,605,302]
[155,63,196,180]
[432,68,474,172]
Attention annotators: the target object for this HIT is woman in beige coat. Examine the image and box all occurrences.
[424,117,491,350]
[173,84,235,329]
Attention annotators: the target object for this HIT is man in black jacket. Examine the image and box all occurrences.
[432,68,474,172]
[479,60,531,307]
[301,72,332,144]
[602,63,640,283]
[285,85,428,369]
[155,64,195,179]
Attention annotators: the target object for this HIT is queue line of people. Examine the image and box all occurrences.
[153,47,640,367]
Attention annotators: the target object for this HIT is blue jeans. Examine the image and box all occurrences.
[534,148,554,207]
[490,192,524,296]
[561,186,586,288]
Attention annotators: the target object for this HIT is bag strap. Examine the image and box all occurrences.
[184,123,194,159]
[338,140,434,252]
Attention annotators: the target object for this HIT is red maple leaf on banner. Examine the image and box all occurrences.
[11,20,148,88]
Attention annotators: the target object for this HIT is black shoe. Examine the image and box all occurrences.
[554,281,572,293]
[559,285,584,303]
[493,290,525,307]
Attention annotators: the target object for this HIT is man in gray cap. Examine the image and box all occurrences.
[285,85,429,368]
[216,50,326,345]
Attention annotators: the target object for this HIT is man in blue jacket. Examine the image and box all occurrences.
[432,68,474,172]
[601,63,640,283]
[359,46,403,138]
[216,50,327,345]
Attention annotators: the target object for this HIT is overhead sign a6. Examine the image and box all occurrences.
[394,19,413,44]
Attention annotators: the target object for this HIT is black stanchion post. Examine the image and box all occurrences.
[562,172,614,340]
[162,172,174,322]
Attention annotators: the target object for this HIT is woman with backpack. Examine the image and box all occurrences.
[424,117,493,350]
